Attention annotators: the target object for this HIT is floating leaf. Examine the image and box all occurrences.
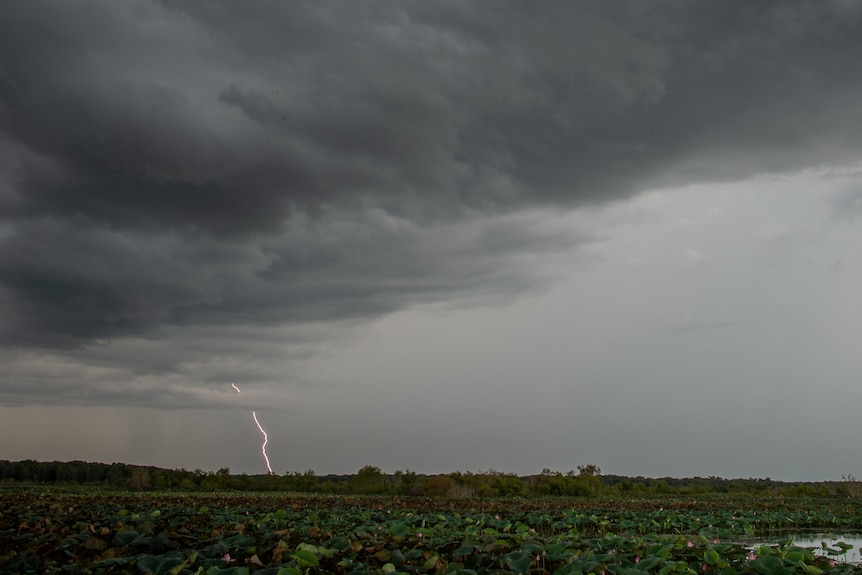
[422,553,440,570]
[291,549,319,567]
[704,549,720,565]
[453,545,475,558]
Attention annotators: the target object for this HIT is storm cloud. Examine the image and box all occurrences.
[3,1,860,348]
[2,1,862,479]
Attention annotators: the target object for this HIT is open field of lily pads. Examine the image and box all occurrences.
[3,490,862,574]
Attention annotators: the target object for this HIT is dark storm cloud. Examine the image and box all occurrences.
[0,207,587,348]
[1,0,862,351]
[0,219,226,347]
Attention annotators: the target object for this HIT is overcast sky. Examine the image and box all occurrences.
[2,1,862,482]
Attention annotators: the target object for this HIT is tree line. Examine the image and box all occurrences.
[0,460,852,498]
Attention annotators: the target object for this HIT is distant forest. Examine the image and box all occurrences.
[1,460,855,498]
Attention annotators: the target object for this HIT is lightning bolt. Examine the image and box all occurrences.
[251,411,272,474]
[231,383,274,475]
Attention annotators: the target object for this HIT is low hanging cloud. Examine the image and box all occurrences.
[2,1,862,407]
[0,207,591,348]
[0,207,593,407]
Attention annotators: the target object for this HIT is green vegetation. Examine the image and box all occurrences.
[4,489,862,574]
[1,460,856,498]
[5,461,862,573]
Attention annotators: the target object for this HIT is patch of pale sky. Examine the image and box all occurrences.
[194,173,862,478]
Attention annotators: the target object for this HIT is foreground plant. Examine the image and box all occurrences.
[2,490,862,574]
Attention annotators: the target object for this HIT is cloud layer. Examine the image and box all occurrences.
[2,1,862,409]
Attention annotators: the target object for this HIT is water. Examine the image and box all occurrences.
[744,532,862,564]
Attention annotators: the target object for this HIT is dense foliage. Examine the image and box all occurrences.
[3,490,862,574]
[0,461,852,499]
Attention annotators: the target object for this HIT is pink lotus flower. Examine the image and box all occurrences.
[635,556,641,563]
[747,552,756,561]
[687,541,694,548]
